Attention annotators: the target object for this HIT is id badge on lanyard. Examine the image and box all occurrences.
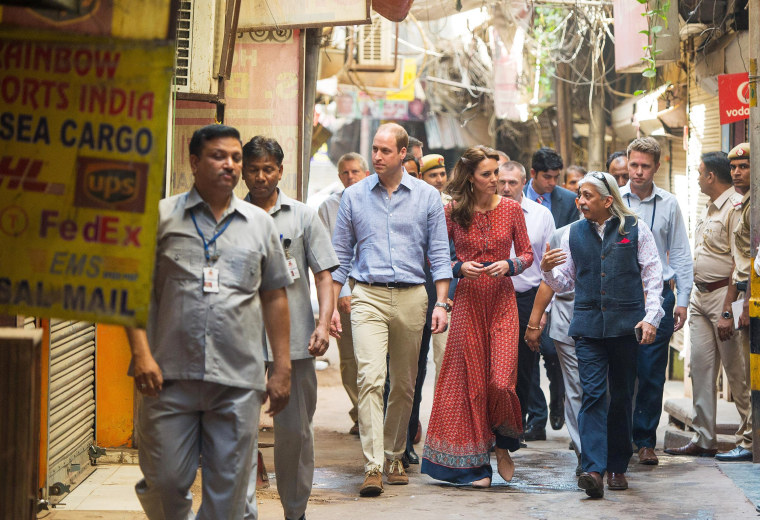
[282,237,300,280]
[191,210,231,294]
[203,267,220,293]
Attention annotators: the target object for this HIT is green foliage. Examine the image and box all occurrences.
[528,6,567,113]
[638,0,670,93]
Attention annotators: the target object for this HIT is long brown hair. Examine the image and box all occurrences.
[445,145,500,230]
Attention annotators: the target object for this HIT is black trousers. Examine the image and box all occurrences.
[515,287,540,428]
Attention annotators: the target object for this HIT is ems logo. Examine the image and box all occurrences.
[74,157,147,213]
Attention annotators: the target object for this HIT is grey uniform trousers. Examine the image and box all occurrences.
[135,380,263,520]
[246,358,317,520]
[554,339,583,453]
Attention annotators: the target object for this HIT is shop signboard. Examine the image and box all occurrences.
[718,72,750,125]
[238,0,370,31]
[0,29,173,326]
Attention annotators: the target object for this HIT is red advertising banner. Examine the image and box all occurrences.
[718,73,750,125]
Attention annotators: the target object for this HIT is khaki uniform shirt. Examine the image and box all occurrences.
[731,192,751,284]
[693,187,742,284]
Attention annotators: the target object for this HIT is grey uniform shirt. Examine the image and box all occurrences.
[140,188,292,391]
[249,189,339,361]
[547,225,575,346]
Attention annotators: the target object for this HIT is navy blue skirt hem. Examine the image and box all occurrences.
[421,458,493,484]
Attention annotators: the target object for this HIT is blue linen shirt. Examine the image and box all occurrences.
[619,182,693,307]
[331,172,453,285]
[526,179,552,212]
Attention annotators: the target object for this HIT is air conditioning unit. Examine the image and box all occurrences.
[350,12,398,72]
[174,0,228,97]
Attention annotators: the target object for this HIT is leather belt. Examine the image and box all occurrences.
[694,278,731,293]
[353,279,420,289]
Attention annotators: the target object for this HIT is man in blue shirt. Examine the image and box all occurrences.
[330,123,452,497]
[619,137,693,466]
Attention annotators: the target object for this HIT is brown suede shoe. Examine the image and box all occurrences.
[349,422,360,436]
[359,468,383,497]
[606,472,628,490]
[385,458,409,485]
[577,471,604,498]
[638,447,659,465]
[664,441,717,457]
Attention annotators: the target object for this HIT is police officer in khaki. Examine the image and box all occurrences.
[665,151,752,458]
[713,142,754,461]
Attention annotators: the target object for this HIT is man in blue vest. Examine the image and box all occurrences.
[541,171,663,498]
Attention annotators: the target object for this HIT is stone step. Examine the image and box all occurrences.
[664,397,740,436]
[663,427,736,453]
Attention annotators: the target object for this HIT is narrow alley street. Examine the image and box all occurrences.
[47,342,759,520]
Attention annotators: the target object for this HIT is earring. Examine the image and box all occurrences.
[469,183,473,192]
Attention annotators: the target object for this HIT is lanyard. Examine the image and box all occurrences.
[190,210,232,263]
[626,193,656,230]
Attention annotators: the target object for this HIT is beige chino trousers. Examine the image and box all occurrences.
[350,283,427,472]
[337,309,360,424]
[688,287,752,450]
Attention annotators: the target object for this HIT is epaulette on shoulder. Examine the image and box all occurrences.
[730,192,743,209]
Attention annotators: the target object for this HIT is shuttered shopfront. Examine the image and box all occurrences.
[44,320,96,500]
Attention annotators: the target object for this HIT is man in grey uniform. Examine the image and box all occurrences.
[318,152,370,435]
[525,223,583,474]
[243,136,339,520]
[127,124,292,520]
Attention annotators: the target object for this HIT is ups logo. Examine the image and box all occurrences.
[86,169,137,203]
[74,158,147,213]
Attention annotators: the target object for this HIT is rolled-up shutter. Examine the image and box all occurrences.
[45,320,96,501]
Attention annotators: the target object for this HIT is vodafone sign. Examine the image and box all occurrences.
[718,73,750,125]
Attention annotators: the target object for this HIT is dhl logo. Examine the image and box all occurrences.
[0,156,65,194]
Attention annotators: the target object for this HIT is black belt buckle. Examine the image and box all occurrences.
[695,282,708,293]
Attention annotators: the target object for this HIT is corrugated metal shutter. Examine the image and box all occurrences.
[46,319,96,500]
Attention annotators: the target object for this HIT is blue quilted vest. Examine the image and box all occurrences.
[567,216,645,338]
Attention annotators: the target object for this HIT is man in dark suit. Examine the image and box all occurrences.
[521,147,580,440]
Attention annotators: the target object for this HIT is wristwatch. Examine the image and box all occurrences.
[435,301,452,312]
[721,310,733,319]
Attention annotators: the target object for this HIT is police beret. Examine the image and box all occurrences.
[420,154,446,175]
[728,142,750,160]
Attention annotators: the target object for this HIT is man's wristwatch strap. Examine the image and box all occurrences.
[435,301,452,312]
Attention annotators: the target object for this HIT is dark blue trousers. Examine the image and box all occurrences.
[632,283,675,449]
[576,335,638,474]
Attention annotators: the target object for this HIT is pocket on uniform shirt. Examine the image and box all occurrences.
[222,249,261,293]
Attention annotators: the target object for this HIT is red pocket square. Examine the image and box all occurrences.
[617,238,631,244]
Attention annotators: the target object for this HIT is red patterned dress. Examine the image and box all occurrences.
[422,196,533,483]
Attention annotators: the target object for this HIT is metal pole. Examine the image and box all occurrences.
[747,0,760,463]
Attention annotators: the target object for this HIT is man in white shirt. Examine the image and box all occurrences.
[497,161,556,439]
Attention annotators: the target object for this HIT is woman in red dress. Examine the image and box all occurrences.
[421,146,533,487]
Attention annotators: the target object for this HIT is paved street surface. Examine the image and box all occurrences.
[48,345,759,520]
